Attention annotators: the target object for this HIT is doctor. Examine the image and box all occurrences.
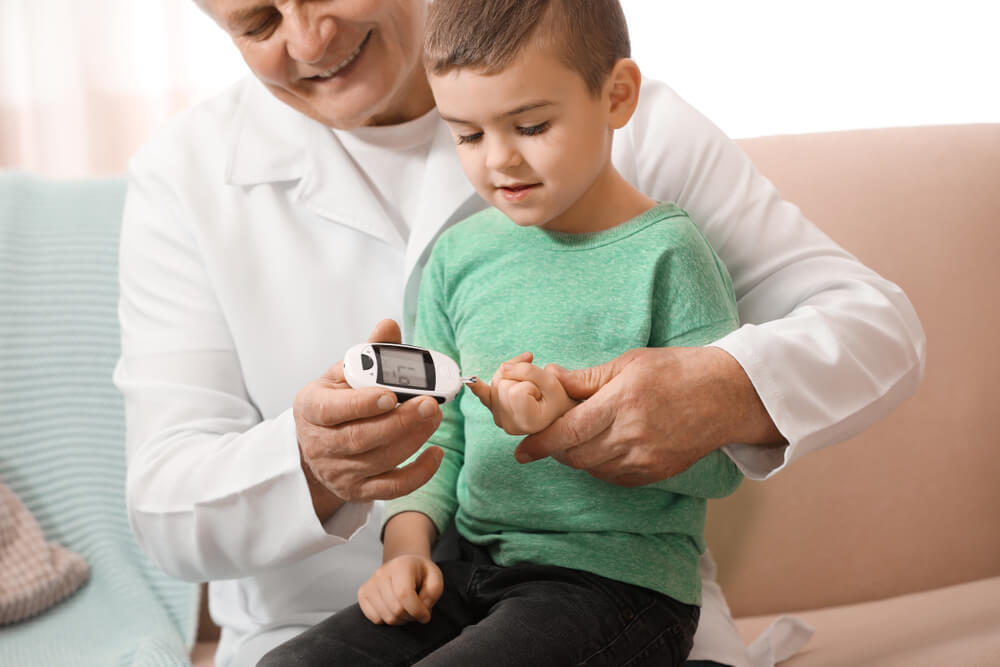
[115,1,925,666]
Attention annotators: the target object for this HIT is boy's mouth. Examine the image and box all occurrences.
[497,182,541,202]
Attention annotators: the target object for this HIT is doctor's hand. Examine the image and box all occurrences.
[294,319,444,520]
[514,346,786,487]
[467,352,577,435]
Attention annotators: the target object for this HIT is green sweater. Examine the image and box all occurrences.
[386,203,743,605]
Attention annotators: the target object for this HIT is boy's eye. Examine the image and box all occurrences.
[518,122,550,136]
[456,132,483,145]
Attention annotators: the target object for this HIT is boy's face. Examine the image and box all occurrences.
[430,44,615,232]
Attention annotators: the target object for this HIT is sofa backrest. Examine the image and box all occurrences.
[707,124,1000,617]
[0,173,198,662]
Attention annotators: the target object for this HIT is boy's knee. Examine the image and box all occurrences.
[255,644,290,667]
[256,641,330,667]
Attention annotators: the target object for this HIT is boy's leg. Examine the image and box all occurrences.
[412,563,699,667]
[256,557,482,667]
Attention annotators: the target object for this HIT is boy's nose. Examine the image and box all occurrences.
[284,7,337,64]
[485,137,522,171]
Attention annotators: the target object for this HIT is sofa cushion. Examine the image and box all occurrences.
[0,172,199,665]
[735,575,1000,666]
[709,125,1000,616]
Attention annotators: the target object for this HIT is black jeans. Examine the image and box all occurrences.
[258,539,698,666]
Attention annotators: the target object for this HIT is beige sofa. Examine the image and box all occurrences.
[192,124,1000,666]
[709,124,1000,665]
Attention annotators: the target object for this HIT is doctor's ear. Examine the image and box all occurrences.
[605,58,642,130]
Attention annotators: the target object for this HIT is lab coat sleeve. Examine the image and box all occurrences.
[115,153,371,582]
[620,80,926,480]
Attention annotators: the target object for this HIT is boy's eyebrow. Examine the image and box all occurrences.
[439,100,554,125]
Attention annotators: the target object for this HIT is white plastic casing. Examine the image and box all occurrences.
[343,342,463,404]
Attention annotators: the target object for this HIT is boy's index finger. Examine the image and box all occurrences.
[466,377,493,410]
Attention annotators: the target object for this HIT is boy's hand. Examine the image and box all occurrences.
[357,554,444,625]
[468,352,577,435]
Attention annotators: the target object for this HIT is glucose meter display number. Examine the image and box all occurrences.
[377,347,430,389]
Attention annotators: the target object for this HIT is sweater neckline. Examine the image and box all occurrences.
[521,202,684,251]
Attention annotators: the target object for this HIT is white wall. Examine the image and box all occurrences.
[184,0,1000,138]
[622,0,1000,137]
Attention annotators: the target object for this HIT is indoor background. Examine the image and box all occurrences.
[2,0,997,177]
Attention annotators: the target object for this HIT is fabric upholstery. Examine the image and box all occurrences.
[0,172,199,665]
[706,125,1000,619]
[735,575,1000,666]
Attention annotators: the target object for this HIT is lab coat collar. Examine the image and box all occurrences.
[223,78,481,316]
[224,79,404,246]
[225,78,310,186]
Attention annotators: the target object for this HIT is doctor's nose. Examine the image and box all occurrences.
[484,137,522,171]
[284,7,337,64]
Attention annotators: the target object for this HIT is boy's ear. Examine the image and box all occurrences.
[606,58,642,130]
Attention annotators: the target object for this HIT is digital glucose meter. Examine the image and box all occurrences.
[343,342,471,404]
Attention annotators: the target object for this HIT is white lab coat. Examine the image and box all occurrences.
[115,76,925,667]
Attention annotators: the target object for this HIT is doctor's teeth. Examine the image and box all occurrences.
[315,41,365,78]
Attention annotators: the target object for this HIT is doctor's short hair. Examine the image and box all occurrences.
[424,0,631,97]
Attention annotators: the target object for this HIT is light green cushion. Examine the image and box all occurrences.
[0,171,198,666]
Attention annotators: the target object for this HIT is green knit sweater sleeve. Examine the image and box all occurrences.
[382,237,465,537]
[646,222,744,499]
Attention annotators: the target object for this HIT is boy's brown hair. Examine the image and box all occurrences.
[424,0,631,97]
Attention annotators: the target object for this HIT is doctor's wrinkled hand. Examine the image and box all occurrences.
[294,319,444,520]
[514,346,785,487]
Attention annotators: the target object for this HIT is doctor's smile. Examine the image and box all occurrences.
[303,29,372,82]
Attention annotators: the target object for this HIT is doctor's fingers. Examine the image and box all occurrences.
[326,394,442,457]
[550,436,631,477]
[302,408,442,493]
[366,318,403,345]
[295,380,401,428]
[546,424,694,486]
[357,446,444,501]
[313,444,444,502]
[514,390,616,464]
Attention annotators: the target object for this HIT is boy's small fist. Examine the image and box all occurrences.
[357,555,444,626]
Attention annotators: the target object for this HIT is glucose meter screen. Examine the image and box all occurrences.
[379,347,429,389]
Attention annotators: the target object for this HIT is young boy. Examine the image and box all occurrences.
[259,1,742,665]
